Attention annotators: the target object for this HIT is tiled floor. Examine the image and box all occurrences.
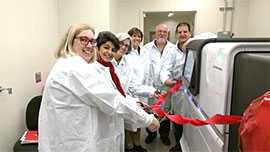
[140,128,176,152]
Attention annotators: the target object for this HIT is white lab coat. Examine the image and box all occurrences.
[111,56,133,96]
[38,55,154,152]
[160,42,186,114]
[143,40,176,88]
[111,56,139,132]
[125,47,156,99]
[111,54,156,131]
[142,40,178,111]
[159,42,185,84]
[111,49,156,100]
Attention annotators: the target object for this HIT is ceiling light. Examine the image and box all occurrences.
[168,12,174,17]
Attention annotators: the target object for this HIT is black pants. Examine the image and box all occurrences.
[146,119,170,139]
[173,123,183,146]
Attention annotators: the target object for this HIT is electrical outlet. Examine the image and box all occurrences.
[7,88,12,94]
[35,72,42,83]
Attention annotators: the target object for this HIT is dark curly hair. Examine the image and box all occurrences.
[96,31,120,51]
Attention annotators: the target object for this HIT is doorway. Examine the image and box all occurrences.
[143,11,196,44]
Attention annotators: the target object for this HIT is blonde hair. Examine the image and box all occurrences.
[56,24,96,62]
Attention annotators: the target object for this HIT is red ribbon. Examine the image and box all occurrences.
[167,114,242,126]
[150,81,242,126]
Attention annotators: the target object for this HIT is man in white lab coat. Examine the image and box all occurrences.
[143,23,177,146]
[38,24,160,152]
[160,22,191,152]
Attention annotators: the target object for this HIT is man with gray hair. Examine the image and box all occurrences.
[143,23,177,146]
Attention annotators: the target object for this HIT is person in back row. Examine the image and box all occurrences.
[160,22,192,152]
[143,23,177,146]
[126,28,158,101]
[38,24,160,152]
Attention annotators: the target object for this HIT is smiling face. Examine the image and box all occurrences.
[176,25,191,45]
[113,39,130,61]
[155,24,169,45]
[98,41,115,62]
[119,39,130,55]
[73,30,96,63]
[130,33,142,49]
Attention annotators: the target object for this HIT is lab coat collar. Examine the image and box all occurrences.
[175,41,184,53]
[94,61,118,89]
[129,47,141,56]
[111,56,126,67]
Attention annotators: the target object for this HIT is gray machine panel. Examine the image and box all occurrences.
[181,38,270,152]
[229,53,270,151]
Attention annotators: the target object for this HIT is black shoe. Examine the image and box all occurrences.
[169,145,182,152]
[133,145,148,152]
[145,134,156,144]
[161,137,171,146]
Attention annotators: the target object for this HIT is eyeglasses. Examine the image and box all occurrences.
[76,36,96,46]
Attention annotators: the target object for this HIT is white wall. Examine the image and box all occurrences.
[110,0,121,33]
[0,0,111,151]
[109,0,250,37]
[230,0,250,37]
[58,0,110,37]
[248,0,270,37]
[0,0,111,150]
[0,0,58,151]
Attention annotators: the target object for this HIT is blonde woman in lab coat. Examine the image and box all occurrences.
[38,24,159,152]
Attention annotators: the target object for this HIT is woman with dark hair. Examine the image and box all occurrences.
[95,31,160,152]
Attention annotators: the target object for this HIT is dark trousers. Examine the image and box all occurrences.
[173,123,183,147]
[146,119,170,139]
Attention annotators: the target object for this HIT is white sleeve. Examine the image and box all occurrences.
[128,58,156,98]
[128,76,156,98]
[160,48,185,83]
[60,66,153,128]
